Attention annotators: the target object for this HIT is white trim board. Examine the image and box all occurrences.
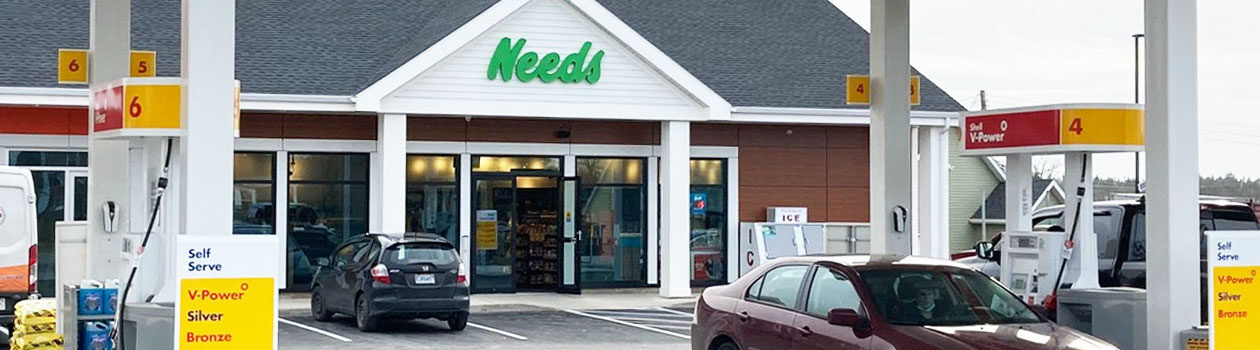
[0,134,88,149]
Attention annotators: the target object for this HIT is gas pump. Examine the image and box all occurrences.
[961,104,1144,305]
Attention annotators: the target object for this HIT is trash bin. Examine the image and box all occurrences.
[1056,287,1147,350]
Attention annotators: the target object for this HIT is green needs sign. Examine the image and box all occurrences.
[487,37,604,84]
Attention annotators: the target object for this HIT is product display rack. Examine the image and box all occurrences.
[515,209,559,289]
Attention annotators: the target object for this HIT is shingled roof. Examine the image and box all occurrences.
[0,0,964,112]
[971,179,1060,221]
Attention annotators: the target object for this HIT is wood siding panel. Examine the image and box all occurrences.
[407,117,467,142]
[0,107,87,135]
[239,113,284,138]
[691,123,738,146]
[738,124,827,148]
[826,148,869,187]
[282,114,376,140]
[828,187,870,222]
[570,120,657,145]
[738,147,828,187]
[740,186,828,222]
[466,118,570,143]
[827,126,868,149]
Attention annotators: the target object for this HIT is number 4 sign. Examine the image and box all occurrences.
[845,75,921,106]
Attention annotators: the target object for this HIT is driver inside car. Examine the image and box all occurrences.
[893,278,953,322]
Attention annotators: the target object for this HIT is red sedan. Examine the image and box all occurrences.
[690,255,1118,350]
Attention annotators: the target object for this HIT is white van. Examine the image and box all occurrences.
[0,166,37,326]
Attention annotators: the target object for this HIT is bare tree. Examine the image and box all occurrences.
[1032,155,1063,180]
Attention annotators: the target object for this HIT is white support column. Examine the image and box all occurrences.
[869,0,913,255]
[660,121,691,298]
[917,127,950,258]
[179,0,236,236]
[1005,154,1034,233]
[1062,152,1099,290]
[725,156,740,282]
[910,127,920,255]
[458,153,472,281]
[275,150,289,289]
[85,0,131,280]
[646,156,659,285]
[1145,0,1199,347]
[373,114,407,234]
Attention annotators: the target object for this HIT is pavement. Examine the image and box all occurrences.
[277,288,701,349]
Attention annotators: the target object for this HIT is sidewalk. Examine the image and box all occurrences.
[279,288,701,313]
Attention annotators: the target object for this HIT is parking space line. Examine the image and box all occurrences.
[564,309,691,340]
[584,310,692,319]
[653,307,695,318]
[468,322,529,341]
[278,318,352,342]
[586,316,693,324]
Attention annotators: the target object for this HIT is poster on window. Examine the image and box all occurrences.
[476,210,497,250]
[691,193,707,216]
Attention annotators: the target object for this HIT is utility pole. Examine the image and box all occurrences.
[1133,33,1144,193]
[979,90,988,110]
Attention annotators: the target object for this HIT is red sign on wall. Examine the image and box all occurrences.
[963,110,1060,150]
[92,85,124,132]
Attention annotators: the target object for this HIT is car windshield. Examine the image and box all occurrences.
[860,268,1042,326]
[383,242,458,266]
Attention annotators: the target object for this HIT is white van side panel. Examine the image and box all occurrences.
[0,167,36,293]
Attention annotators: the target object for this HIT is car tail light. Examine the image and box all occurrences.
[28,244,37,294]
[370,264,391,284]
[456,262,468,286]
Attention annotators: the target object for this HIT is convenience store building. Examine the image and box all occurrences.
[0,0,962,295]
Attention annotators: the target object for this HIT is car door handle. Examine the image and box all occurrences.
[737,311,750,322]
[798,326,814,337]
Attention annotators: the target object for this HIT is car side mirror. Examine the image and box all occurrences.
[974,241,995,260]
[316,258,330,267]
[827,308,870,329]
[1029,304,1050,318]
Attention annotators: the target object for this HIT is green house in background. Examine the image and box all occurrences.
[946,128,1065,252]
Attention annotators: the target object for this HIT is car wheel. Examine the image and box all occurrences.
[355,294,379,332]
[447,312,468,331]
[714,340,739,350]
[311,288,333,322]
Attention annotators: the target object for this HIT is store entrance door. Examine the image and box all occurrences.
[471,171,576,294]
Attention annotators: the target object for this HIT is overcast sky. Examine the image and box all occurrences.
[830,0,1260,180]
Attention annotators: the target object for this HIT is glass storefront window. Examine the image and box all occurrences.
[471,156,560,173]
[9,151,88,167]
[576,158,646,287]
[406,155,460,244]
[233,152,276,235]
[287,153,370,289]
[690,159,727,285]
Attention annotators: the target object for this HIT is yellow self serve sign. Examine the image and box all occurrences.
[57,49,158,84]
[177,235,278,349]
[845,75,920,106]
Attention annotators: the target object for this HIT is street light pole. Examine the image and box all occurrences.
[1133,33,1144,193]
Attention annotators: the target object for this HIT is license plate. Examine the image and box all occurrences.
[0,298,6,311]
[414,274,436,284]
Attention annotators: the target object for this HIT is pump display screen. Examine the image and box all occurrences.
[1013,237,1037,249]
[1010,274,1028,290]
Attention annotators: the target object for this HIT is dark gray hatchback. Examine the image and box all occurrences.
[310,233,470,332]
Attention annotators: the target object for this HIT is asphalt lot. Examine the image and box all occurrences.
[278,307,693,349]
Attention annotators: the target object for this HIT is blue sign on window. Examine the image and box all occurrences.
[691,193,707,216]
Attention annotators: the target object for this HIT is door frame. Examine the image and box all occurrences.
[469,169,564,293]
[558,176,581,294]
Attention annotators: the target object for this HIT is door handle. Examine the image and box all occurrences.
[737,311,750,322]
[798,326,813,337]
